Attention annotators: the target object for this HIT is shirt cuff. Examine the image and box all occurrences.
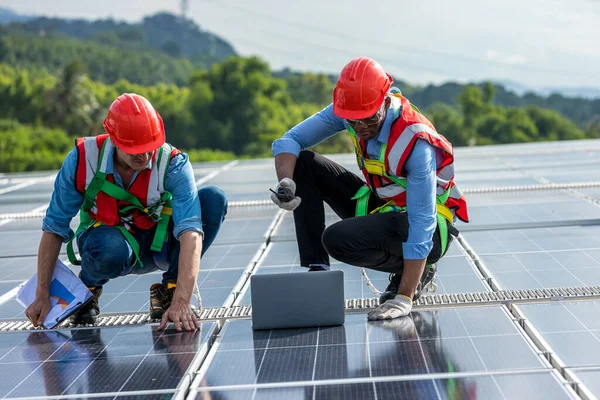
[272,138,303,158]
[42,217,74,243]
[173,217,204,240]
[402,240,433,260]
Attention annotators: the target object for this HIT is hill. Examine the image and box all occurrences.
[0,7,34,24]
[7,12,237,63]
[406,81,600,129]
[275,68,600,130]
[0,11,238,86]
[0,30,196,86]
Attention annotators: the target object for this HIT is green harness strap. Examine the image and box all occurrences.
[348,96,451,259]
[66,139,173,267]
[353,184,450,262]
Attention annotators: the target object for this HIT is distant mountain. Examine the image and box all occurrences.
[4,11,237,64]
[538,86,600,100]
[273,67,599,128]
[491,79,532,96]
[493,79,600,100]
[404,81,600,128]
[0,7,35,24]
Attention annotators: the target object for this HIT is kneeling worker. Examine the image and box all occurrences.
[25,93,228,331]
[270,57,469,320]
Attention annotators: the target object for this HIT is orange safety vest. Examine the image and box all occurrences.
[350,93,468,224]
[67,134,181,267]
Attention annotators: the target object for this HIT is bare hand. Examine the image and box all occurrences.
[158,300,201,332]
[25,297,51,327]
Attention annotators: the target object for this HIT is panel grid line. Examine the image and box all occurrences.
[561,306,600,347]
[59,328,130,396]
[190,367,556,393]
[311,327,320,400]
[0,389,178,400]
[455,309,508,400]
[365,323,378,400]
[412,314,442,400]
[457,233,590,399]
[182,209,287,399]
[5,149,600,400]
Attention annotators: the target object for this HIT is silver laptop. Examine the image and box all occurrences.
[250,270,345,330]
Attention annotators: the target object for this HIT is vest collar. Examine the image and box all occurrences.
[104,139,154,189]
[372,95,402,145]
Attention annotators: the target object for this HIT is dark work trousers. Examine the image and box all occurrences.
[292,150,453,274]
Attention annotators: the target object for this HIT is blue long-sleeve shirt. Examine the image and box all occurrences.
[272,99,438,260]
[42,145,203,243]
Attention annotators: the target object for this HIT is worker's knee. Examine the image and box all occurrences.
[198,185,228,222]
[322,221,352,260]
[80,226,131,279]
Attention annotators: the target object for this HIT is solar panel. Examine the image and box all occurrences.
[197,308,549,387]
[1,140,600,399]
[0,323,215,398]
[202,373,574,400]
[517,301,600,367]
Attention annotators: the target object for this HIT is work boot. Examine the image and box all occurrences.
[378,264,438,305]
[414,264,438,302]
[379,272,403,305]
[149,281,176,320]
[307,266,327,272]
[69,286,102,325]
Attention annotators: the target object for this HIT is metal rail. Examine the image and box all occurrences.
[2,285,599,333]
[4,181,600,221]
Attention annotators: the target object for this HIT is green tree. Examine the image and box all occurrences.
[587,116,600,139]
[426,102,469,146]
[43,61,102,136]
[189,56,305,156]
[0,119,72,172]
[161,40,182,58]
[284,72,333,106]
[475,108,538,144]
[524,105,585,141]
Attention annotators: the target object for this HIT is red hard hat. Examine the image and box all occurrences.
[333,57,393,120]
[103,93,165,154]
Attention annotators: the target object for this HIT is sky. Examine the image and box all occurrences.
[2,0,599,90]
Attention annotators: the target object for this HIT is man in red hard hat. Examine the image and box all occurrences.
[271,57,469,320]
[25,93,228,331]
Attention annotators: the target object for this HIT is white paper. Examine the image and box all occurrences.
[17,259,93,329]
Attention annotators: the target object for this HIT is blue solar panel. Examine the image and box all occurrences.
[1,141,599,398]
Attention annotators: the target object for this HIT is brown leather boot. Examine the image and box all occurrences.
[149,281,176,320]
[69,286,103,325]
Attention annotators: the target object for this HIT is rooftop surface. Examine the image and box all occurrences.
[1,139,600,399]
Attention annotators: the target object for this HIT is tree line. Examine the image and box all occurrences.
[0,55,598,173]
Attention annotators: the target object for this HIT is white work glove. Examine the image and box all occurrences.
[270,178,301,211]
[367,295,412,320]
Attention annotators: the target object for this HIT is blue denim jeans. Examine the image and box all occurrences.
[77,186,228,287]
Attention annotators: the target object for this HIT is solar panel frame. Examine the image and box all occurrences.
[1,140,600,398]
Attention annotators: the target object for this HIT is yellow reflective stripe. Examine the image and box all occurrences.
[436,203,454,224]
[369,199,453,223]
[363,159,387,176]
[348,129,363,158]
[161,207,172,216]
[369,200,397,215]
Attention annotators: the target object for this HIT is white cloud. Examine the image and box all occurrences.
[505,55,528,65]
[486,50,500,60]
[486,49,527,65]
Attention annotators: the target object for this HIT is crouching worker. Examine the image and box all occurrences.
[25,93,228,331]
[270,57,469,321]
